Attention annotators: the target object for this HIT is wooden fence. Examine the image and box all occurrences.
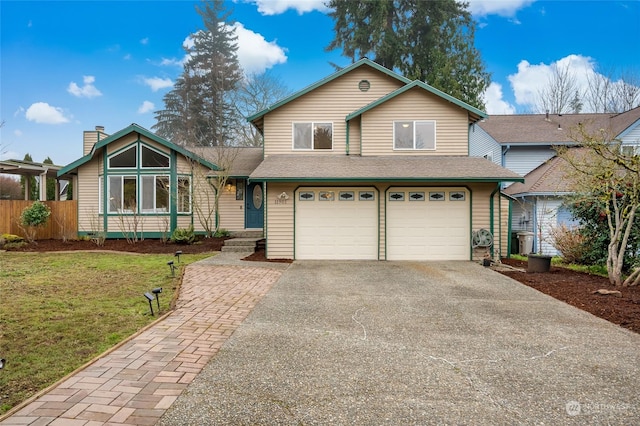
[0,200,77,240]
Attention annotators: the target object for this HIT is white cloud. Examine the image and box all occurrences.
[507,54,595,110]
[137,101,155,114]
[140,37,149,45]
[67,75,102,98]
[249,0,329,15]
[483,82,516,114]
[233,22,287,74]
[25,102,70,124]
[13,129,23,137]
[0,150,20,161]
[467,0,536,17]
[142,77,173,91]
[160,57,182,67]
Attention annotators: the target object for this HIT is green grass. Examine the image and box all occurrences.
[0,251,213,414]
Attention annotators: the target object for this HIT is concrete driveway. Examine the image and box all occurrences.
[159,261,640,425]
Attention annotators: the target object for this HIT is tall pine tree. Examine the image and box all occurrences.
[43,156,56,200]
[153,0,242,146]
[325,0,491,109]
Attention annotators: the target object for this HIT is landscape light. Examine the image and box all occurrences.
[167,260,175,277]
[144,292,155,316]
[152,287,162,310]
[175,250,182,263]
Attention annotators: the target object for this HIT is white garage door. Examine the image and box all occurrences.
[386,187,470,260]
[295,187,378,260]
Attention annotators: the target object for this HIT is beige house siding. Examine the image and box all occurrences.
[77,156,101,234]
[469,183,500,260]
[264,182,296,259]
[348,116,362,156]
[263,67,405,157]
[217,187,245,231]
[361,88,469,156]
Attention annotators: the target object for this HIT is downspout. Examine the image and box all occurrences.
[102,146,108,235]
[490,183,500,259]
[507,194,513,258]
[345,119,350,156]
[501,144,510,168]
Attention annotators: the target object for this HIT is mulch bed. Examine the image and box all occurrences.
[498,258,640,334]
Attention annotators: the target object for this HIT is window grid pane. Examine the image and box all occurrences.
[415,121,435,150]
[178,177,191,213]
[293,123,312,149]
[109,147,136,168]
[141,146,170,168]
[314,123,332,149]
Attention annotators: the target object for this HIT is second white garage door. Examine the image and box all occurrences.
[295,187,378,260]
[386,187,470,260]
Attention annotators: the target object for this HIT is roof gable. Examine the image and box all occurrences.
[247,58,411,131]
[346,80,486,124]
[58,123,219,176]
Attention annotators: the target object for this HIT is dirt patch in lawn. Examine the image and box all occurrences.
[498,258,640,334]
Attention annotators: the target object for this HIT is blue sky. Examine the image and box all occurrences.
[1,0,639,166]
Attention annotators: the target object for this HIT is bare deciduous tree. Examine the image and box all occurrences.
[584,66,640,113]
[560,124,640,286]
[535,62,580,114]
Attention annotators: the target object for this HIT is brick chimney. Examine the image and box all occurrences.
[83,126,106,155]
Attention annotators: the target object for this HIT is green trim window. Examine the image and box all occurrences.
[293,122,333,150]
[108,144,170,169]
[109,175,137,213]
[177,177,191,214]
[393,121,436,150]
[141,175,169,213]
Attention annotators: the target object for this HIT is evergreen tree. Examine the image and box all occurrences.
[43,156,56,200]
[325,0,491,109]
[153,0,242,146]
[20,153,38,200]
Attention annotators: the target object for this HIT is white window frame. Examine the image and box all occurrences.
[140,145,170,169]
[141,175,170,213]
[292,122,333,150]
[108,175,138,213]
[393,120,436,151]
[177,176,192,214]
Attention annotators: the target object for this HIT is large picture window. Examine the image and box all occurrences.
[141,176,169,213]
[394,121,436,150]
[109,176,137,213]
[109,146,136,168]
[293,122,332,150]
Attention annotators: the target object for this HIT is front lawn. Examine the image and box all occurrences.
[0,251,212,414]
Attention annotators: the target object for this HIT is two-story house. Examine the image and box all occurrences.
[59,59,523,260]
[470,108,640,255]
[247,58,521,260]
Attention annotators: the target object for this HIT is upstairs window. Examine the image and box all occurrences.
[141,145,169,168]
[109,146,137,168]
[108,144,170,169]
[293,122,333,150]
[394,121,436,150]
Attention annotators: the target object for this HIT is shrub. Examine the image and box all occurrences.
[1,234,24,244]
[171,226,196,244]
[19,202,51,242]
[214,228,231,238]
[550,224,587,264]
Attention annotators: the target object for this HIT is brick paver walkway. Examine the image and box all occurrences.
[0,263,283,426]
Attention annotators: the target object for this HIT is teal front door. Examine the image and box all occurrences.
[245,182,264,229]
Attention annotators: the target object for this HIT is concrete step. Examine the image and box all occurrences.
[229,230,264,238]
[223,237,261,247]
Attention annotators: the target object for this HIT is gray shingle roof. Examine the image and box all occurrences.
[478,107,640,144]
[188,147,263,177]
[503,155,574,196]
[250,155,523,182]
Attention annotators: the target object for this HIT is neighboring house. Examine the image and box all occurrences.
[58,124,264,239]
[247,58,522,261]
[471,108,640,255]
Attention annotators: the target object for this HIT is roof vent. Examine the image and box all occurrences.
[558,124,563,131]
[545,110,550,121]
[358,80,370,92]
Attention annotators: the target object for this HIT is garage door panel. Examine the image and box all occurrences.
[296,187,378,260]
[387,187,469,261]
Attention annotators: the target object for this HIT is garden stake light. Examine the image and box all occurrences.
[167,260,175,277]
[152,287,162,310]
[144,292,155,316]
[175,250,182,263]
[0,358,5,370]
